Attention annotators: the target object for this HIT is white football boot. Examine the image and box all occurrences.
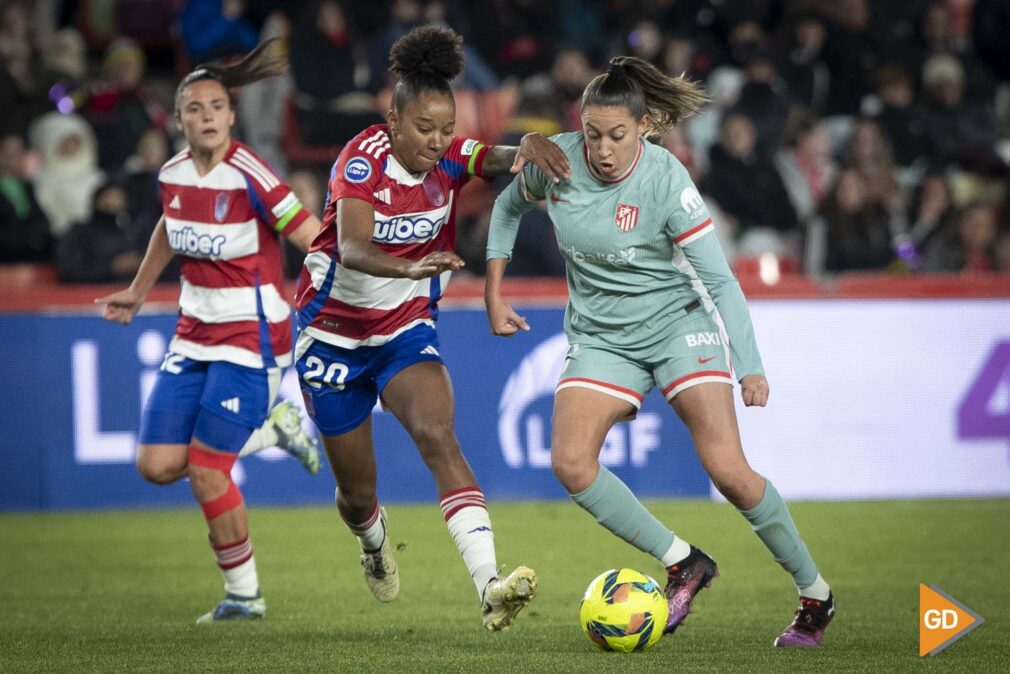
[481,565,538,631]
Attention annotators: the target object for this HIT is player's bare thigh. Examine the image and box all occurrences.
[381,360,457,444]
[669,381,763,508]
[381,360,478,493]
[551,387,635,492]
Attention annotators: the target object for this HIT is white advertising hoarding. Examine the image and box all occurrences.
[731,300,1010,499]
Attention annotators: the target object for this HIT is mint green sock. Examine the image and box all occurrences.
[740,479,818,589]
[570,465,675,561]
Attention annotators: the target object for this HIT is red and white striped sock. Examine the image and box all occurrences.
[342,499,385,552]
[211,536,259,598]
[440,487,497,599]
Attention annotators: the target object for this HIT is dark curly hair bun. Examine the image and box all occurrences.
[389,25,464,82]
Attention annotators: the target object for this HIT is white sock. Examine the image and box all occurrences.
[212,536,259,597]
[343,499,385,551]
[660,535,692,568]
[440,487,497,599]
[799,573,831,601]
[237,421,279,458]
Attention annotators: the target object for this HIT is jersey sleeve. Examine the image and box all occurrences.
[665,172,764,378]
[486,168,542,261]
[680,234,765,379]
[441,136,492,182]
[665,175,715,246]
[486,152,557,259]
[517,160,552,203]
[238,150,310,237]
[327,143,382,205]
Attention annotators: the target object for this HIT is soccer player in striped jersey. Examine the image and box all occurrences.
[485,56,835,648]
[96,41,324,623]
[294,26,569,631]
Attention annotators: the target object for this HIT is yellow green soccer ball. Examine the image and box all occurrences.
[580,568,668,652]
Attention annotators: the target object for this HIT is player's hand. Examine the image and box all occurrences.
[485,296,530,336]
[95,287,145,325]
[404,251,464,280]
[740,374,769,407]
[513,133,571,184]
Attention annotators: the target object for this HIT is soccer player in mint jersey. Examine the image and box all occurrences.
[485,56,834,648]
[294,26,569,631]
[96,41,324,624]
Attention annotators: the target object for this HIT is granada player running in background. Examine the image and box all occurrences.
[485,56,834,647]
[96,40,323,624]
[294,26,570,631]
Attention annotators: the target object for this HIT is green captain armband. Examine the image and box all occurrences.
[466,143,486,176]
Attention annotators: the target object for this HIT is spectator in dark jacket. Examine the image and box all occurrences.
[119,128,168,251]
[290,0,381,146]
[923,202,999,273]
[862,65,931,170]
[0,133,50,262]
[56,182,141,283]
[704,111,798,238]
[918,53,1000,167]
[778,11,831,115]
[733,47,791,162]
[817,168,894,272]
[84,38,168,173]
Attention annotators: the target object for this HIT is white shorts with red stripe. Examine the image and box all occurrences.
[556,302,733,411]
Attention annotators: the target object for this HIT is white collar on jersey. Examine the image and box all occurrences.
[384,153,429,187]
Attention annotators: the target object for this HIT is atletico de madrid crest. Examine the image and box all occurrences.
[615,203,639,232]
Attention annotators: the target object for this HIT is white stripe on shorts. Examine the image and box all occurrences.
[556,377,643,409]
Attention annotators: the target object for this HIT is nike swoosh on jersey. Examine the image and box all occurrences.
[697,356,716,364]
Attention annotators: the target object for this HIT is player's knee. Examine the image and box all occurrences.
[187,462,230,497]
[552,451,595,493]
[135,450,185,485]
[337,484,376,517]
[711,467,763,508]
[410,421,459,464]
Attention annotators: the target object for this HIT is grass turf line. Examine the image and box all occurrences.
[1,499,1007,673]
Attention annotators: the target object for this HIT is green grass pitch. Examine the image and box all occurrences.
[2,499,1007,673]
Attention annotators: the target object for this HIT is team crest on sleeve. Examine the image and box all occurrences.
[615,203,639,232]
[344,157,372,183]
[461,139,479,155]
[214,192,229,222]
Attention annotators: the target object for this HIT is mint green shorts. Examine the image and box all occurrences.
[557,303,733,411]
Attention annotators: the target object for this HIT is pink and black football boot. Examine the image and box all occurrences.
[663,546,719,634]
[774,593,835,647]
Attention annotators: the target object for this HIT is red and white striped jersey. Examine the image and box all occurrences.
[159,140,309,369]
[295,124,490,353]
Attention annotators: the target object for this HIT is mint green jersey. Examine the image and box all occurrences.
[487,131,763,379]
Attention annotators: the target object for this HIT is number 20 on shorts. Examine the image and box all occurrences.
[302,356,349,390]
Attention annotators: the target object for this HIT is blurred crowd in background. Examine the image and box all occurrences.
[2,0,1010,285]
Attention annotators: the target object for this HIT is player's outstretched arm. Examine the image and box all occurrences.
[337,198,463,280]
[95,216,174,325]
[483,133,571,183]
[285,213,323,253]
[484,257,529,336]
[679,233,768,405]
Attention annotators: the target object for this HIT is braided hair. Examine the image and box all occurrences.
[388,25,464,113]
